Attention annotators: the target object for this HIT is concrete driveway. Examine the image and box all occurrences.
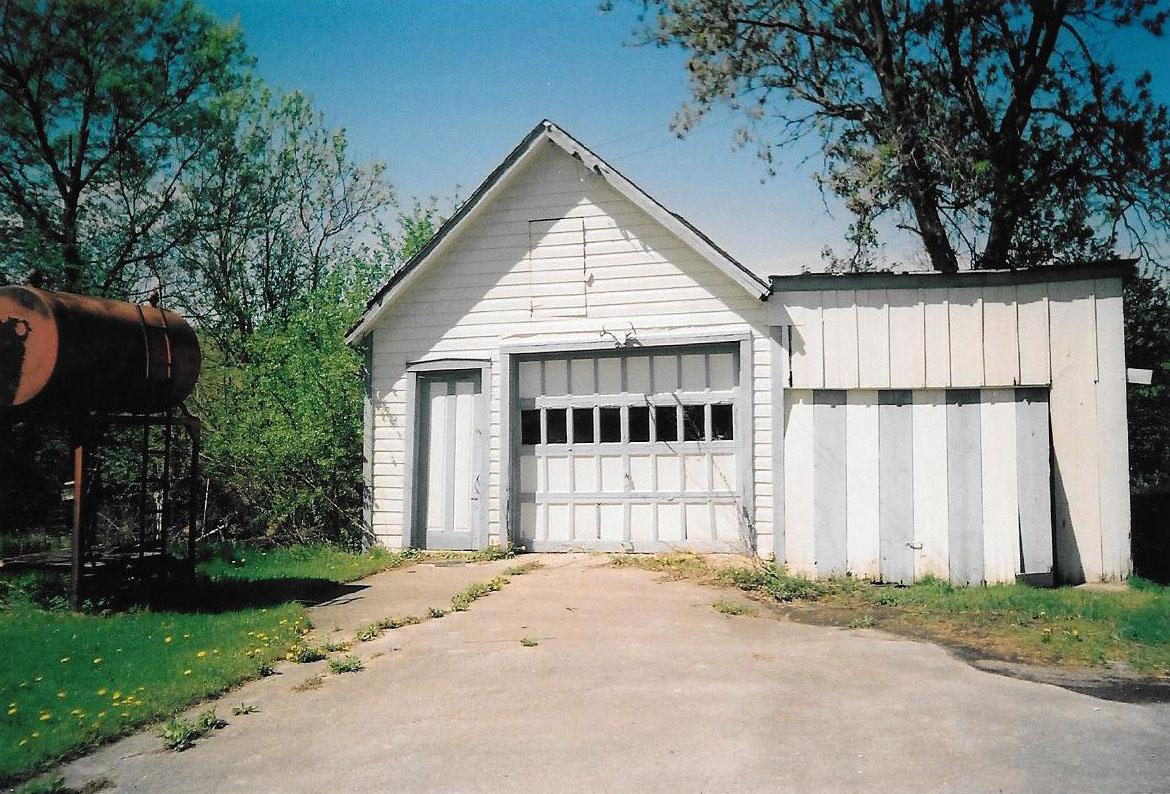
[60,555,1170,794]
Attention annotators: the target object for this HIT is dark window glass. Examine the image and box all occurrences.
[655,406,678,442]
[572,407,594,444]
[628,405,650,442]
[683,405,705,441]
[546,408,568,444]
[520,409,542,445]
[599,407,622,443]
[711,403,734,440]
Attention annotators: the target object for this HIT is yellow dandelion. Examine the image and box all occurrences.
[137,686,145,691]
[31,731,40,738]
[7,707,17,715]
[19,739,27,746]
[34,676,42,682]
[97,711,106,718]
[212,649,220,655]
[120,712,129,717]
[59,657,70,663]
[183,634,191,639]
[197,650,207,658]
[164,636,173,644]
[96,687,107,696]
[93,658,102,664]
[57,691,66,698]
[39,713,50,722]
[111,691,121,700]
[183,669,192,676]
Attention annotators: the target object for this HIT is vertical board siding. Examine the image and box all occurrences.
[845,391,881,579]
[856,289,891,388]
[783,391,816,575]
[1048,280,1101,583]
[784,293,825,388]
[923,289,952,387]
[888,288,926,387]
[948,288,985,387]
[1016,388,1053,576]
[878,391,915,583]
[813,391,848,575]
[1094,279,1131,580]
[822,291,859,389]
[947,390,984,585]
[982,286,1020,386]
[776,275,1126,584]
[912,390,950,579]
[980,388,1020,583]
[1016,283,1051,385]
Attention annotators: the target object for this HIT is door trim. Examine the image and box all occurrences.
[403,360,491,550]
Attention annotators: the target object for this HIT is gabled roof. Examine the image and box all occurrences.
[345,120,770,343]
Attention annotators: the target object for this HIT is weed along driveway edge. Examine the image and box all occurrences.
[45,554,1170,794]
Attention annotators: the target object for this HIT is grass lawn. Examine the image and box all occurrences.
[196,542,414,584]
[0,543,415,786]
[613,554,1170,676]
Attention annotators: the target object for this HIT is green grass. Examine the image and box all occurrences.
[450,577,507,612]
[612,554,1170,675]
[327,655,363,674]
[0,541,420,786]
[0,602,305,783]
[197,543,414,583]
[711,598,754,616]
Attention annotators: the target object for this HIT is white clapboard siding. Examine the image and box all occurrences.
[366,142,773,550]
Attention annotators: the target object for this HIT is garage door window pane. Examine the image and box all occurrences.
[655,406,678,442]
[521,409,542,445]
[683,405,705,441]
[572,408,594,444]
[599,407,622,443]
[711,404,734,440]
[628,405,650,442]
[546,408,568,444]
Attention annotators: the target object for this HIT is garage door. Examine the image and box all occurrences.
[515,345,746,551]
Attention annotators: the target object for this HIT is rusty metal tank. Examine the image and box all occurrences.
[0,286,201,414]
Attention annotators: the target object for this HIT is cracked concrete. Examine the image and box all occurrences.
[56,554,1170,794]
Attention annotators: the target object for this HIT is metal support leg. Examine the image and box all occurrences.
[187,420,200,571]
[70,430,85,611]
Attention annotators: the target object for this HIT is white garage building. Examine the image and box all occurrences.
[346,120,1132,586]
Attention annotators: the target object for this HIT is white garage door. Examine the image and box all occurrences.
[515,345,747,551]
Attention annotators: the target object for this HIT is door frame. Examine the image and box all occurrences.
[403,358,491,550]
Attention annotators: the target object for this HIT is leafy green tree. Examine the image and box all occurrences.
[165,83,394,362]
[1125,272,1170,491]
[0,0,247,294]
[627,0,1170,272]
[191,203,442,547]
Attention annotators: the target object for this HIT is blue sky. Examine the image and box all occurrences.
[203,0,1169,276]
